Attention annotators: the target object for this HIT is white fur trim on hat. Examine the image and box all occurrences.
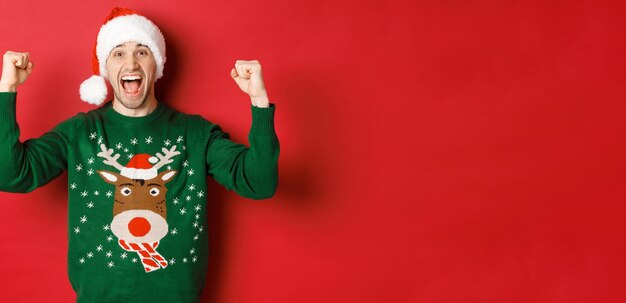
[96,14,166,80]
[121,167,158,180]
[79,75,108,105]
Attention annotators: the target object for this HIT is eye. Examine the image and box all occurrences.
[149,188,160,196]
[138,49,150,56]
[113,51,123,58]
[120,187,132,196]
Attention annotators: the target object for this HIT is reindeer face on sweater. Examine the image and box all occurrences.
[97,170,176,218]
[95,144,181,263]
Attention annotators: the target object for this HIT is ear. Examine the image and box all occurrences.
[157,170,177,183]
[98,171,122,184]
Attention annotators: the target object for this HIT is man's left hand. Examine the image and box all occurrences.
[230,60,270,108]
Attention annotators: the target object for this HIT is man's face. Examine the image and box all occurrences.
[105,42,157,110]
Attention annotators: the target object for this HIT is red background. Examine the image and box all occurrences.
[0,0,625,302]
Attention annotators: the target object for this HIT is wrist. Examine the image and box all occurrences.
[251,95,270,108]
[0,82,17,92]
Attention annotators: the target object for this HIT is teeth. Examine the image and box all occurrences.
[121,75,142,81]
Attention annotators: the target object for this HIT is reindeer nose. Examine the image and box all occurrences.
[128,217,151,237]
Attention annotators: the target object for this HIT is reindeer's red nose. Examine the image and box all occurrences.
[128,217,151,237]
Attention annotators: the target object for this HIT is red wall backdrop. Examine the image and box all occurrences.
[1,0,625,302]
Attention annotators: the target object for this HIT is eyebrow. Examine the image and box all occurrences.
[113,43,149,49]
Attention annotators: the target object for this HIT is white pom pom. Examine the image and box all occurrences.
[79,75,108,105]
[148,156,158,164]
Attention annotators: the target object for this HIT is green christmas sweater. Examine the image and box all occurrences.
[0,92,279,302]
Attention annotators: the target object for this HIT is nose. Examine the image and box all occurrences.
[128,217,151,237]
[125,56,139,69]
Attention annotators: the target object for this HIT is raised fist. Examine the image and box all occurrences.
[0,51,34,92]
[230,60,270,107]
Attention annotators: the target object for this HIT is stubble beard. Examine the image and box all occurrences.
[113,85,151,110]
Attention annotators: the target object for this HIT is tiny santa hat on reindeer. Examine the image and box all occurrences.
[121,154,159,180]
[79,7,166,105]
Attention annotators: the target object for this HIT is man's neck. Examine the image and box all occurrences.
[112,97,158,117]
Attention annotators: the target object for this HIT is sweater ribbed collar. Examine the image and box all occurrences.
[103,100,166,126]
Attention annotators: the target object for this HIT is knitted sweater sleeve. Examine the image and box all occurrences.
[0,92,73,193]
[205,104,280,200]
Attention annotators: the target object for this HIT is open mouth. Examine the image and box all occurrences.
[120,74,143,97]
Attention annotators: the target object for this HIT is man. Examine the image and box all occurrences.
[0,7,279,303]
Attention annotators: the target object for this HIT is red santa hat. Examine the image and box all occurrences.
[121,154,159,180]
[79,7,166,105]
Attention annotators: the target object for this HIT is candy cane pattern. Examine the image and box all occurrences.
[119,240,168,272]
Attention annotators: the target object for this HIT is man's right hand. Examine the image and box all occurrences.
[0,51,34,92]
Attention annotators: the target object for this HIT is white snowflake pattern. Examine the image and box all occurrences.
[76,164,83,172]
[190,248,195,255]
[183,145,186,150]
[121,252,128,259]
[197,191,205,198]
[79,258,85,264]
[97,137,103,144]
[198,226,204,233]
[180,208,187,215]
[183,160,189,167]
[194,204,202,212]
[188,184,196,191]
[96,245,103,252]
[145,136,153,144]
[70,183,77,190]
[132,258,138,263]
[164,139,171,146]
[93,190,99,196]
[167,165,172,170]
[169,258,176,265]
[87,169,94,176]
[106,235,113,242]
[89,132,97,140]
[170,228,178,235]
[182,258,188,263]
[115,142,123,149]
[187,169,195,176]
[81,191,88,197]
[192,256,197,263]
[87,157,95,165]
[106,251,113,258]
[107,261,115,268]
[186,195,191,201]
[195,214,200,220]
[80,216,87,224]
[173,197,179,205]
[74,227,80,234]
[193,221,199,228]
[127,153,134,159]
[87,252,93,258]
[124,148,129,153]
[105,191,113,197]
[193,234,199,241]
[131,138,138,145]
[103,224,110,231]
[176,136,183,143]
[87,201,94,208]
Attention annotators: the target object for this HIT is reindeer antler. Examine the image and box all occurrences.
[97,144,126,172]
[152,145,181,170]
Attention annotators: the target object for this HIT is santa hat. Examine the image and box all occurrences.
[79,7,166,105]
[121,154,159,180]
